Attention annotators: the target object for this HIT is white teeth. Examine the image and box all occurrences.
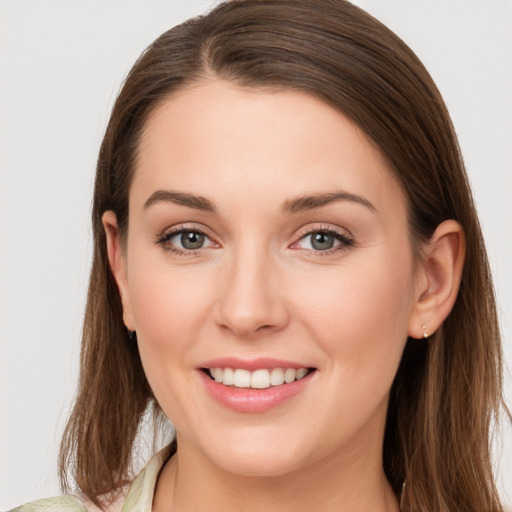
[251,369,270,389]
[223,367,235,386]
[208,367,310,388]
[296,368,308,380]
[270,368,285,386]
[233,369,251,388]
[284,368,296,383]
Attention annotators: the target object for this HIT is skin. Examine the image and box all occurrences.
[103,79,465,512]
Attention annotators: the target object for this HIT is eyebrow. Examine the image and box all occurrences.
[144,190,216,212]
[143,189,376,215]
[282,191,377,214]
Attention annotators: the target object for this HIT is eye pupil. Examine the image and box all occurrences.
[311,232,334,251]
[181,231,205,250]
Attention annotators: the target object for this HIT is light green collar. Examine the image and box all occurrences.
[121,444,174,512]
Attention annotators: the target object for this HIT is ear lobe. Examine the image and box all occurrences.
[102,210,136,331]
[408,220,466,339]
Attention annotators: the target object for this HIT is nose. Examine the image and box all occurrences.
[215,246,289,339]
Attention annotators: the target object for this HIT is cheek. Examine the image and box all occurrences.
[126,255,219,408]
[292,248,414,377]
[129,262,214,343]
[127,261,219,421]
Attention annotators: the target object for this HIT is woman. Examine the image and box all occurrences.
[10,0,508,510]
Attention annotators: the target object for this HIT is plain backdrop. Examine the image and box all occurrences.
[1,0,511,509]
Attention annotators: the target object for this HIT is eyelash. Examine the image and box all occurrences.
[156,225,215,255]
[291,226,354,256]
[155,225,354,257]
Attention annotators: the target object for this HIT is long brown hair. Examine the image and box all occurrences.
[59,1,508,509]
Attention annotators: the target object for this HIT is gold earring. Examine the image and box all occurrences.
[422,324,428,339]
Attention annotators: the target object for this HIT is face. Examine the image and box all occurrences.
[110,79,423,477]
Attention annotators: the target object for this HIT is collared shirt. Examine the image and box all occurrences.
[9,445,173,512]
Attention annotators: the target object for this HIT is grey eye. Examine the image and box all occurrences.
[180,231,205,250]
[310,232,336,251]
[159,228,216,254]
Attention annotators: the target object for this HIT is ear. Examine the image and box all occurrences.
[408,220,466,339]
[102,210,136,331]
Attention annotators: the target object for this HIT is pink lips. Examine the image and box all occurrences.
[198,357,315,413]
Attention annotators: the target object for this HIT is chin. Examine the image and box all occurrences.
[198,430,313,477]
[212,450,304,478]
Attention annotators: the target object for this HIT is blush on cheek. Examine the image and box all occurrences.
[130,268,215,349]
[294,257,412,361]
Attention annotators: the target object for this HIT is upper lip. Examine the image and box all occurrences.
[199,357,314,371]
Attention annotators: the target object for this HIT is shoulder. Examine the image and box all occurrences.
[8,492,127,512]
[8,495,87,512]
[8,443,174,512]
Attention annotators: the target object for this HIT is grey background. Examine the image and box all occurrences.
[1,0,511,508]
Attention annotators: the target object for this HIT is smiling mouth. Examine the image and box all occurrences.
[202,367,316,389]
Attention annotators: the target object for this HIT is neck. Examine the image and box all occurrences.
[153,435,399,512]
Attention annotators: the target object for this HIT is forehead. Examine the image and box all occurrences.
[133,79,406,217]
